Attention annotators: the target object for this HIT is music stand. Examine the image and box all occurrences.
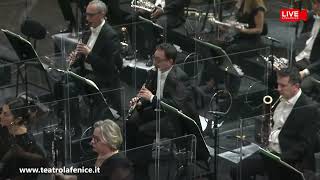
[259,147,305,180]
[160,101,214,178]
[193,38,242,77]
[1,29,51,98]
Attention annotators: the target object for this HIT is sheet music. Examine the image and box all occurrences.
[218,143,260,164]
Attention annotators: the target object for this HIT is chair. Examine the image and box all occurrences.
[182,52,206,108]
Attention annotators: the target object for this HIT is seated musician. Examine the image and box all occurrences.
[130,0,190,60]
[126,43,201,179]
[0,97,48,180]
[57,0,124,31]
[230,67,320,180]
[61,0,122,134]
[295,0,320,99]
[56,119,134,180]
[224,0,267,63]
[202,0,267,95]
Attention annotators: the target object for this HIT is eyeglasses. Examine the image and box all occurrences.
[91,135,102,143]
[85,12,100,17]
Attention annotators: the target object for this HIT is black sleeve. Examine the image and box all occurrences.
[307,60,320,74]
[86,32,121,74]
[163,0,189,14]
[280,103,319,164]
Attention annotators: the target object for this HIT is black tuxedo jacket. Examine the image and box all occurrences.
[73,22,122,88]
[278,93,319,171]
[152,0,190,28]
[139,66,201,137]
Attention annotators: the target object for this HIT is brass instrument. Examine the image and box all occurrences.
[260,55,289,70]
[258,95,281,147]
[131,0,156,12]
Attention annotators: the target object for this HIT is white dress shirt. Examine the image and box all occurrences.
[150,67,172,102]
[295,15,320,76]
[155,0,165,8]
[84,19,105,71]
[268,89,302,153]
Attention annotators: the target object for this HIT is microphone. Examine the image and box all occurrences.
[264,36,281,44]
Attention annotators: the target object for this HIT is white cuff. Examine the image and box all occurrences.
[150,95,154,103]
[302,68,310,77]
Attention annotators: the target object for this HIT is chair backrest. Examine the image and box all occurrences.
[182,52,203,81]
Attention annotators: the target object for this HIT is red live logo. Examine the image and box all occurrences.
[280,9,308,22]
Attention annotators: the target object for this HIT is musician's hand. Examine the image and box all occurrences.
[76,43,91,56]
[138,87,153,101]
[151,7,163,19]
[299,70,306,79]
[129,97,141,107]
[236,26,248,33]
[67,51,78,66]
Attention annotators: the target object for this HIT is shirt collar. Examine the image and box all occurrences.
[282,89,302,105]
[314,14,320,19]
[90,19,105,34]
[161,66,173,77]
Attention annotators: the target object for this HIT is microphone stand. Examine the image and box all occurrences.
[208,110,225,180]
[155,69,161,180]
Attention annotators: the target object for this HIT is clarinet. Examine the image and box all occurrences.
[127,68,157,117]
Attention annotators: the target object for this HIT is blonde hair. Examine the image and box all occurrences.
[94,119,123,150]
[243,0,267,14]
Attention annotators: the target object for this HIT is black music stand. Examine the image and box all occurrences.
[193,38,242,77]
[259,148,305,180]
[160,101,214,178]
[1,29,51,98]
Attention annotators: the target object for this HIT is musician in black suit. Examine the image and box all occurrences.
[131,0,190,60]
[150,0,190,29]
[126,43,200,179]
[230,67,320,180]
[224,0,267,63]
[68,0,122,120]
[295,1,320,98]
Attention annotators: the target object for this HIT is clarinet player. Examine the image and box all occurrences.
[125,43,201,180]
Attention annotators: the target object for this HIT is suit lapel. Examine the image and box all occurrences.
[82,30,91,44]
[281,94,303,131]
[310,33,320,63]
[163,67,175,96]
[91,24,107,54]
